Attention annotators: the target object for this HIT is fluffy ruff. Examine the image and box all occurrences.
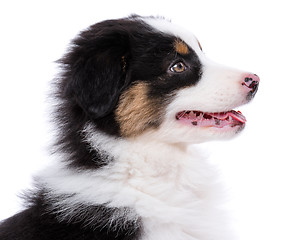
[0,15,259,240]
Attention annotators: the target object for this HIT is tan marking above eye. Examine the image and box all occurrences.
[174,39,189,55]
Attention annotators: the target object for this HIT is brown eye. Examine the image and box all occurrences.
[170,62,187,73]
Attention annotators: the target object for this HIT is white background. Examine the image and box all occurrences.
[0,0,297,239]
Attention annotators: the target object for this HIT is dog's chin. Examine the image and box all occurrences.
[165,125,244,144]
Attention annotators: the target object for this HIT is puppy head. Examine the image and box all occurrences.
[61,16,259,144]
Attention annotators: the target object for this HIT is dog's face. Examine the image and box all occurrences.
[62,16,259,144]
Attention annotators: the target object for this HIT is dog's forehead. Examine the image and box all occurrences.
[142,17,202,56]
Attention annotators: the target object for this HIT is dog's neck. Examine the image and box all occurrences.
[83,123,194,169]
[37,124,229,240]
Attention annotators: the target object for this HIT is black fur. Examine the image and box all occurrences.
[0,191,142,240]
[0,15,203,240]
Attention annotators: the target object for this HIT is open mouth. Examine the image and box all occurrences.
[176,110,246,128]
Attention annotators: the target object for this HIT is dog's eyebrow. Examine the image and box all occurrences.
[174,39,189,55]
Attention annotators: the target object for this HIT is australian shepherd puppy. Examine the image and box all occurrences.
[0,15,259,240]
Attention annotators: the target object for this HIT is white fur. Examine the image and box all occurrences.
[38,123,235,240]
[142,17,204,60]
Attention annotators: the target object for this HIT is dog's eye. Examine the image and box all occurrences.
[170,62,187,73]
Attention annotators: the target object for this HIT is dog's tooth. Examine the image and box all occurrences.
[228,116,232,121]
[189,111,196,119]
[200,113,205,122]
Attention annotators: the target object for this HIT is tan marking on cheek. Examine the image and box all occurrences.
[115,82,162,137]
[174,39,189,55]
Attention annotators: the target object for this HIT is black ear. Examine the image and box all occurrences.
[62,20,131,119]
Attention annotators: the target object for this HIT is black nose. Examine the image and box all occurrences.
[242,74,260,100]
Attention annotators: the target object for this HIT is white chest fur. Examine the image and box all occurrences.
[39,128,234,240]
